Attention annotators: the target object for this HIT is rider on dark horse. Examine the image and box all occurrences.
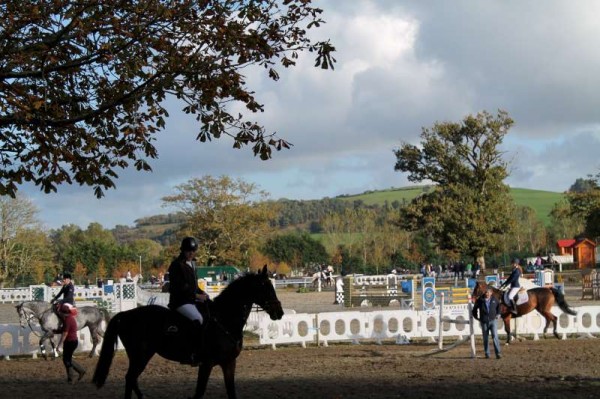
[51,273,76,331]
[168,237,211,366]
[500,258,522,314]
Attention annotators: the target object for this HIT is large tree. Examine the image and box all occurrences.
[0,194,51,286]
[50,222,120,276]
[262,232,328,273]
[0,1,335,197]
[565,174,600,238]
[162,175,277,265]
[393,110,516,266]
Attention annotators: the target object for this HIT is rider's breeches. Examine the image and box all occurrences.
[176,303,203,324]
[508,287,520,300]
[62,340,78,369]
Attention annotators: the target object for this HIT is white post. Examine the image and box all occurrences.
[438,293,445,350]
[317,275,322,292]
[467,295,476,358]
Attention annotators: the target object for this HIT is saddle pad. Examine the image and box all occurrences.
[503,291,528,306]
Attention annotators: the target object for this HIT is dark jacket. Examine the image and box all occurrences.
[53,282,75,305]
[167,254,203,310]
[501,267,521,289]
[472,295,501,323]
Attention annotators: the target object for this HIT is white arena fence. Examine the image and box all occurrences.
[2,282,599,358]
[0,282,138,314]
[256,304,600,349]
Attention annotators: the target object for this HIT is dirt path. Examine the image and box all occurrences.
[0,339,598,398]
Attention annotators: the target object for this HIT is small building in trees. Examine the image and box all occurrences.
[556,238,597,268]
[556,239,576,256]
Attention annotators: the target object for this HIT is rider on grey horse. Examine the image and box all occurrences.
[51,273,76,330]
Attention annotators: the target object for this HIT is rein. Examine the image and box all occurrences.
[19,308,46,338]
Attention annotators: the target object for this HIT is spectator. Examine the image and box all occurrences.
[472,286,502,359]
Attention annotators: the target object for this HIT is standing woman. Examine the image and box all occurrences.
[56,304,86,383]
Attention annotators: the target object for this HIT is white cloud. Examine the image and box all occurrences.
[20,0,600,229]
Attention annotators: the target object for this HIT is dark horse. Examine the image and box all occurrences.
[472,281,577,344]
[15,300,111,359]
[92,265,284,399]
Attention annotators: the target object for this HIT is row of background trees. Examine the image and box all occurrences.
[0,168,594,288]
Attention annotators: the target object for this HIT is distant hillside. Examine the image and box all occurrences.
[117,186,565,241]
[336,186,564,224]
[112,213,185,245]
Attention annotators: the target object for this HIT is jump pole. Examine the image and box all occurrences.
[423,293,476,358]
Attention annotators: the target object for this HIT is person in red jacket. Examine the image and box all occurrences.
[168,237,210,366]
[56,304,86,383]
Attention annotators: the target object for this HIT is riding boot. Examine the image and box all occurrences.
[511,299,518,314]
[66,366,75,384]
[189,320,206,367]
[72,360,86,381]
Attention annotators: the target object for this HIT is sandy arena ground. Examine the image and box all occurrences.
[1,287,599,398]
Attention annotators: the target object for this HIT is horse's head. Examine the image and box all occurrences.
[252,265,284,320]
[15,302,35,328]
[471,281,486,300]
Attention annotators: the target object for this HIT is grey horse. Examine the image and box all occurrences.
[15,300,111,359]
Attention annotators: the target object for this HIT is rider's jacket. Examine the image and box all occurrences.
[53,282,75,305]
[167,254,207,310]
[502,267,522,289]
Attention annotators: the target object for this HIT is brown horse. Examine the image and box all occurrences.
[471,281,577,344]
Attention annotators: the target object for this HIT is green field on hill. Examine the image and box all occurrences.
[337,186,564,224]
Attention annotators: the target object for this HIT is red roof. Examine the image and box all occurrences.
[557,239,576,248]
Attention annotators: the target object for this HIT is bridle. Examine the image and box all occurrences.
[17,306,45,338]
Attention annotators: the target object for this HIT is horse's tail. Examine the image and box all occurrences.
[92,312,121,389]
[551,287,577,316]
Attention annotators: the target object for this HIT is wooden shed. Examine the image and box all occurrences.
[572,238,596,269]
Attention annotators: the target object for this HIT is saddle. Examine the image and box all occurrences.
[502,289,528,307]
[161,307,214,366]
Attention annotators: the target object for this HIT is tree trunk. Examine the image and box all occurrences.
[477,255,486,270]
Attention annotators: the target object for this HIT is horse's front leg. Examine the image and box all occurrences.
[503,315,513,345]
[39,337,47,360]
[48,334,60,358]
[40,332,56,360]
[192,363,213,399]
[222,359,237,399]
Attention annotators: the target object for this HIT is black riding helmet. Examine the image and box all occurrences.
[180,237,198,252]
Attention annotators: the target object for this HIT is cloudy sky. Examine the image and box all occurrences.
[21,0,600,230]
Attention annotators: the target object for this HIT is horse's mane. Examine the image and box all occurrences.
[212,271,263,307]
[21,300,50,308]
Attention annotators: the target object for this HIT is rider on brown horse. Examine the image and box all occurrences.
[500,259,522,314]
